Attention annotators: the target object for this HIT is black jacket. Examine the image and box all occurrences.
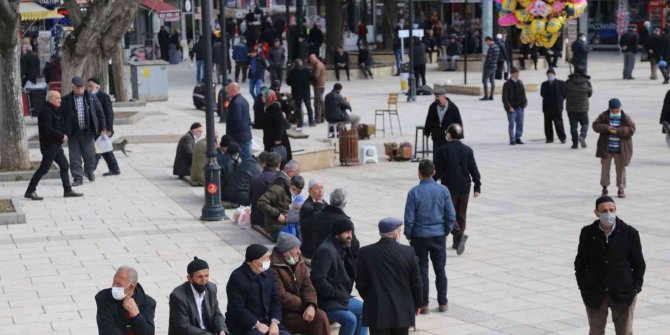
[286,65,313,97]
[95,90,115,133]
[308,28,324,48]
[268,46,286,68]
[299,197,328,258]
[226,263,282,335]
[619,31,639,53]
[95,283,156,335]
[423,99,463,147]
[356,238,422,328]
[411,39,427,66]
[502,79,527,111]
[495,39,508,61]
[311,236,357,311]
[663,33,670,60]
[324,90,351,123]
[61,90,106,136]
[564,74,592,113]
[250,169,280,225]
[37,102,66,145]
[262,101,286,152]
[571,40,589,68]
[357,49,372,66]
[227,94,252,144]
[190,39,206,61]
[645,34,663,61]
[574,218,646,308]
[223,156,262,206]
[307,205,361,260]
[540,79,565,113]
[334,51,350,66]
[662,90,670,130]
[433,140,481,195]
[20,51,40,84]
[168,282,226,335]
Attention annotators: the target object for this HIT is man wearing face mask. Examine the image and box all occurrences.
[168,257,227,335]
[593,99,636,198]
[356,218,422,335]
[540,67,567,144]
[226,244,291,335]
[271,233,330,335]
[96,266,156,335]
[574,196,645,335]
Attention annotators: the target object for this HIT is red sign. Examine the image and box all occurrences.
[207,183,218,194]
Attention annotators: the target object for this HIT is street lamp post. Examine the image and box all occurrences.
[200,0,226,221]
[407,0,416,102]
[218,0,229,123]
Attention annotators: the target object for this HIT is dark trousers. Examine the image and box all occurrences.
[294,94,314,126]
[543,109,567,142]
[410,235,447,306]
[482,67,496,98]
[546,53,559,67]
[360,63,373,79]
[235,61,248,82]
[414,64,426,86]
[567,112,589,144]
[450,194,469,243]
[495,60,506,79]
[68,132,96,181]
[27,144,71,193]
[370,328,409,335]
[336,63,350,81]
[94,151,120,173]
[269,66,283,83]
[313,86,325,123]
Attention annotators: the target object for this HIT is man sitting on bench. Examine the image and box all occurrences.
[325,83,360,130]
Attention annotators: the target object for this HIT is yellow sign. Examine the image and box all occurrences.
[143,68,150,77]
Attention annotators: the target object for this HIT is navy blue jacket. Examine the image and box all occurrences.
[226,94,252,144]
[226,263,282,334]
[540,79,566,113]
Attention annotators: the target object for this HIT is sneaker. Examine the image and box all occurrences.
[64,190,83,198]
[24,192,43,201]
[618,188,626,198]
[602,187,608,196]
[456,235,468,256]
[72,179,83,187]
[439,304,449,313]
[579,136,587,148]
[419,305,430,315]
[515,139,524,145]
[103,171,120,177]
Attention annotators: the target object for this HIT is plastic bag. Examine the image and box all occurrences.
[234,206,251,229]
[94,134,113,154]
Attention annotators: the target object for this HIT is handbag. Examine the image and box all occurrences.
[271,145,287,163]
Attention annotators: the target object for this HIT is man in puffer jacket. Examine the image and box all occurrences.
[564,65,593,149]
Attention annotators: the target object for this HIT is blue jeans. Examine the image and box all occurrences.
[249,79,262,99]
[395,49,402,74]
[196,60,204,82]
[410,235,447,306]
[239,141,252,159]
[326,298,367,335]
[507,107,524,142]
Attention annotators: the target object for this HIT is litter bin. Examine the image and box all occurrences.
[24,83,47,116]
[129,60,169,101]
[399,62,410,92]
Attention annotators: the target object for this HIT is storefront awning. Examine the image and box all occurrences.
[19,2,49,21]
[142,0,181,21]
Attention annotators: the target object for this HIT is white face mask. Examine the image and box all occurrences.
[261,260,271,271]
[286,256,297,265]
[599,212,616,226]
[111,286,126,301]
[580,37,587,42]
[548,75,555,81]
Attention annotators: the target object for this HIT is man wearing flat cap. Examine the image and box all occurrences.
[312,220,367,335]
[356,218,422,335]
[271,233,330,335]
[592,98,636,198]
[423,86,463,151]
[574,196,645,335]
[61,76,106,186]
[168,257,227,335]
[226,244,290,335]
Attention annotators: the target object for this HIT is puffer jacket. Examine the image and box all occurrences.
[564,73,592,113]
[256,177,292,234]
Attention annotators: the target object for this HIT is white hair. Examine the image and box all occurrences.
[330,188,347,208]
[116,266,138,285]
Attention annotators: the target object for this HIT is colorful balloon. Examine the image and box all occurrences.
[498,12,520,26]
[530,18,547,36]
[501,0,517,12]
[546,17,562,33]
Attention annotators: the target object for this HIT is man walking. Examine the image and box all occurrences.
[571,33,590,74]
[502,67,527,145]
[87,78,120,176]
[62,76,106,186]
[248,48,267,99]
[481,36,500,101]
[309,54,326,124]
[565,65,593,149]
[286,59,315,127]
[574,196,645,335]
[433,124,481,255]
[540,67,567,143]
[619,26,639,80]
[404,159,456,314]
[645,27,663,80]
[593,99,636,198]
[424,87,463,151]
[233,37,249,83]
[226,82,253,158]
[356,218,422,335]
[25,91,83,200]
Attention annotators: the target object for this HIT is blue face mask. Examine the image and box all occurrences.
[599,212,616,226]
[547,75,555,81]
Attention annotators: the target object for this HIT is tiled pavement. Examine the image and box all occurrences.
[1,52,670,334]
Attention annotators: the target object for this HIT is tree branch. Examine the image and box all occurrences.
[63,0,82,27]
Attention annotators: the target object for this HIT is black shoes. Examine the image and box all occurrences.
[546,140,554,143]
[86,170,95,182]
[515,139,524,145]
[579,136,587,148]
[64,190,84,198]
[480,96,490,101]
[560,139,566,144]
[456,235,468,255]
[571,143,579,149]
[72,179,83,187]
[103,171,121,177]
[24,192,43,201]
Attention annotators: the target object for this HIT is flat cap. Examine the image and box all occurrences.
[378,217,403,234]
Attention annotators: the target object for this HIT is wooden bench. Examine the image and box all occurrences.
[374,93,401,137]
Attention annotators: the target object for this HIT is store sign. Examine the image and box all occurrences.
[36,0,61,6]
[159,11,181,22]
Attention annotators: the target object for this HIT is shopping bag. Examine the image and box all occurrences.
[94,134,113,154]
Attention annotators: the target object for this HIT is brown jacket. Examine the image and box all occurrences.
[312,60,325,88]
[592,110,635,166]
[270,248,319,312]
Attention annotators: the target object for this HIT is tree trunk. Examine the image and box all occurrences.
[380,0,397,50]
[61,0,140,94]
[111,43,128,102]
[325,0,343,65]
[0,0,30,171]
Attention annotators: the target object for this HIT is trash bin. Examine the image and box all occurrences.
[129,60,169,101]
[400,62,410,92]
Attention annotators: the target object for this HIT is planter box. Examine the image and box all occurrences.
[0,198,26,225]
[0,161,59,182]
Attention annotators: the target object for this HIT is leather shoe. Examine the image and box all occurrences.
[618,188,626,198]
[419,305,430,315]
[103,171,121,177]
[515,139,524,145]
[479,96,489,101]
[456,234,468,256]
[24,192,43,201]
[86,170,95,182]
[64,190,83,198]
[439,304,449,313]
[72,179,83,187]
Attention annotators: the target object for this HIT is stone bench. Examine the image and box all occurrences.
[433,81,539,96]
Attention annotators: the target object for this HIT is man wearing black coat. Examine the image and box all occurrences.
[61,76,107,186]
[324,83,360,129]
[423,87,463,151]
[646,27,664,80]
[356,218,422,335]
[305,188,361,259]
[308,24,324,56]
[299,179,327,259]
[223,154,262,206]
[662,89,670,134]
[87,78,121,176]
[226,244,290,335]
[540,68,567,143]
[571,33,590,73]
[158,26,170,62]
[574,196,645,335]
[334,45,350,81]
[173,123,203,179]
[169,257,227,335]
[96,266,156,335]
[20,45,40,87]
[494,32,509,80]
[286,59,314,127]
[227,82,253,158]
[619,27,639,80]
[25,91,82,201]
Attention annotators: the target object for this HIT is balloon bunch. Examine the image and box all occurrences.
[496,0,587,48]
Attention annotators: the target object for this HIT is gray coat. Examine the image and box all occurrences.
[168,282,226,335]
[564,74,592,113]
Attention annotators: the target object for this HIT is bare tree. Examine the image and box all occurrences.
[380,0,397,50]
[61,0,140,96]
[0,0,31,171]
[325,0,344,65]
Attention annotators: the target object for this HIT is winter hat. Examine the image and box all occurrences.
[331,219,354,236]
[546,67,556,74]
[609,98,622,109]
[245,244,269,262]
[227,142,240,156]
[276,233,301,253]
[187,257,209,275]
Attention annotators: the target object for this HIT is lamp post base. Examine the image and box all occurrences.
[200,160,227,221]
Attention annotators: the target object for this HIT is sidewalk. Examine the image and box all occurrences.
[1,52,670,334]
